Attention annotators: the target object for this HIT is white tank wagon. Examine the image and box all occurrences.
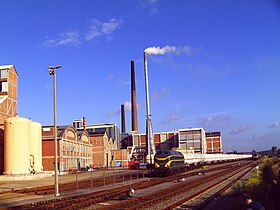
[181,152,252,168]
[203,154,221,164]
[4,116,30,175]
[181,153,206,168]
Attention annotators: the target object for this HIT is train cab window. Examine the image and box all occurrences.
[155,151,162,156]
[155,150,171,156]
[163,151,171,156]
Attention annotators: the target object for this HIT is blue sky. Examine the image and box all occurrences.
[1,0,280,152]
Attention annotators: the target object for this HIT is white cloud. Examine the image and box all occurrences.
[124,101,132,111]
[268,121,280,128]
[159,113,184,125]
[106,101,137,117]
[229,123,254,135]
[85,18,122,41]
[152,87,170,100]
[43,31,81,47]
[106,110,120,117]
[42,18,122,47]
[139,0,160,15]
[146,0,159,4]
[197,114,231,131]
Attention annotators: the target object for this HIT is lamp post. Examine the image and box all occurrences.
[48,65,61,197]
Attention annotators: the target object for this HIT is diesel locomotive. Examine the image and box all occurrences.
[154,150,185,176]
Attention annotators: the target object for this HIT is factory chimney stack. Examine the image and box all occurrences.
[121,104,126,133]
[131,60,138,133]
[143,52,156,164]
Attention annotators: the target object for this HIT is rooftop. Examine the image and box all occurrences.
[0,65,13,70]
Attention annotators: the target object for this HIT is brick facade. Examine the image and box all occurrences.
[42,125,92,172]
[90,132,118,168]
[0,65,18,174]
[206,132,222,153]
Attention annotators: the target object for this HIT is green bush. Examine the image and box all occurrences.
[232,157,280,208]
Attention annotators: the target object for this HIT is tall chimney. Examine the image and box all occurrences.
[143,52,155,163]
[131,60,138,133]
[121,104,126,133]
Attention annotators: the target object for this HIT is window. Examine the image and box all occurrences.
[86,128,94,134]
[133,135,139,146]
[0,70,8,79]
[0,82,8,92]
[95,128,106,133]
[161,133,167,142]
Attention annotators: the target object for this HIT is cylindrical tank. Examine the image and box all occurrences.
[30,121,42,172]
[4,116,30,174]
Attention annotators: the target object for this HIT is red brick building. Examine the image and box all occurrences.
[0,65,19,174]
[111,149,129,167]
[42,125,92,172]
[90,132,117,168]
[205,132,222,154]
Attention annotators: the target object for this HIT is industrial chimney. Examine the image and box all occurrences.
[131,60,138,133]
[143,52,156,164]
[121,104,126,133]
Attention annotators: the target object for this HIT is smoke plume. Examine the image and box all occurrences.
[144,45,192,55]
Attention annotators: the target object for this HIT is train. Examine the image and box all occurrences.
[252,153,260,160]
[153,150,185,176]
[153,150,252,176]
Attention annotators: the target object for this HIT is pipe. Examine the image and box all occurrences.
[143,52,156,163]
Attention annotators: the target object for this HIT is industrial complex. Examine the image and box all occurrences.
[0,62,223,176]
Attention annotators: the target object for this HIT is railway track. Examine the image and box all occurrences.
[94,161,254,209]
[5,160,255,210]
[8,162,241,196]
[168,163,254,210]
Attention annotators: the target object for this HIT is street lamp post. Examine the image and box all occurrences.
[48,65,61,197]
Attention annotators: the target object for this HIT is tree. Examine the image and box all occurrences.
[271,146,278,156]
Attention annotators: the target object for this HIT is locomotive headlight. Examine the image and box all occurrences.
[165,161,170,168]
[154,162,160,168]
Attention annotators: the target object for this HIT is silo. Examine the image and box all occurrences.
[4,116,30,174]
[30,121,42,172]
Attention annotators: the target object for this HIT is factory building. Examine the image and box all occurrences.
[127,131,178,151]
[74,120,120,148]
[73,119,128,168]
[205,131,223,154]
[90,131,117,168]
[42,125,92,172]
[124,128,224,161]
[125,131,179,161]
[0,65,19,174]
[178,128,207,154]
